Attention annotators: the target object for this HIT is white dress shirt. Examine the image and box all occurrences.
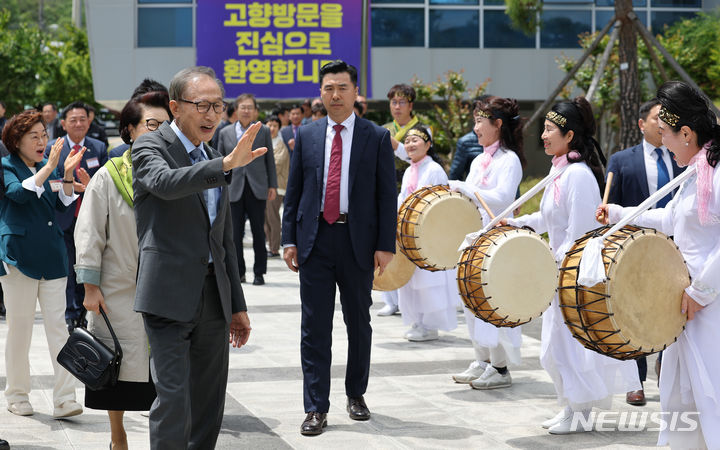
[642,139,673,204]
[321,113,355,214]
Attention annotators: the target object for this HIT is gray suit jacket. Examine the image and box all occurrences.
[132,121,246,323]
[217,122,277,202]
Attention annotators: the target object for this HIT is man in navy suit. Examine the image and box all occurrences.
[281,60,396,436]
[45,101,108,330]
[606,98,684,406]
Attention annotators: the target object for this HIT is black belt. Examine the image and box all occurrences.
[319,212,348,224]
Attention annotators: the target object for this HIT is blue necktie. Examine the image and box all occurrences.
[655,148,672,208]
[190,148,209,205]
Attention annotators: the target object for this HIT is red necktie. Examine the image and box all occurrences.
[323,124,344,224]
[72,144,82,216]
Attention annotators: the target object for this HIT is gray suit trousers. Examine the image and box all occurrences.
[143,270,229,450]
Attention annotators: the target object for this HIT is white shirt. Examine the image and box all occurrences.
[510,162,601,262]
[65,135,85,150]
[642,139,673,203]
[321,113,355,214]
[234,120,252,141]
[464,147,523,224]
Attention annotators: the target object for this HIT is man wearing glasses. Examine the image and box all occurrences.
[217,94,276,286]
[132,66,265,448]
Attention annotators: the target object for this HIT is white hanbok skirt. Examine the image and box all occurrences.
[398,268,458,331]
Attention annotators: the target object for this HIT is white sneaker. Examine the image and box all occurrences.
[8,401,34,416]
[403,323,419,339]
[470,365,512,390]
[53,400,83,418]
[377,304,399,316]
[542,406,572,429]
[406,326,439,342]
[452,360,489,383]
[548,411,593,434]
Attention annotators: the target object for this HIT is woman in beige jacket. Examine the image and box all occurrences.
[74,87,171,450]
[264,115,290,257]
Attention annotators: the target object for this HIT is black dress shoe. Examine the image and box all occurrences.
[253,275,265,285]
[240,275,246,283]
[0,438,9,450]
[347,396,370,421]
[0,302,6,317]
[267,251,280,258]
[300,412,327,436]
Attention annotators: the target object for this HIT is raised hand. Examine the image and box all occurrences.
[46,137,64,171]
[64,146,87,178]
[222,121,268,171]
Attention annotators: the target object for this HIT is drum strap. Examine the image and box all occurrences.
[577,165,698,286]
[458,164,571,251]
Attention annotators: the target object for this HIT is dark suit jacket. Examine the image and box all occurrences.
[0,154,71,279]
[607,143,684,207]
[132,121,245,323]
[217,122,277,201]
[449,130,483,181]
[281,116,396,268]
[280,125,295,151]
[45,135,108,230]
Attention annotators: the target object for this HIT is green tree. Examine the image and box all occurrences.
[655,11,720,100]
[0,10,48,114]
[37,25,95,107]
[411,70,488,162]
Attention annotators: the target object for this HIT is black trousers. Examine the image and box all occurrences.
[143,270,229,450]
[63,221,85,322]
[299,220,374,413]
[230,189,267,277]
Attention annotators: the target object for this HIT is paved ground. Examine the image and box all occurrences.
[0,239,663,449]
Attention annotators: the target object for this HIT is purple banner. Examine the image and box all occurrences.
[197,0,369,99]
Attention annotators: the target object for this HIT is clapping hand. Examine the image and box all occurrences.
[63,145,87,179]
[46,137,64,171]
[222,122,267,171]
[74,168,90,193]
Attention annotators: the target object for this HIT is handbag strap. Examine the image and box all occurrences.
[99,306,123,360]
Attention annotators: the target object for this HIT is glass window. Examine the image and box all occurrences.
[484,11,535,48]
[595,0,647,6]
[651,10,697,31]
[371,0,422,3]
[651,0,700,6]
[137,7,192,47]
[430,0,478,4]
[595,10,647,29]
[540,10,591,48]
[371,8,424,47]
[429,9,479,47]
[484,0,505,4]
[544,0,593,3]
[138,0,191,3]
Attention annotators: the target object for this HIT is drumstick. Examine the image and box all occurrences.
[598,172,614,223]
[474,192,496,220]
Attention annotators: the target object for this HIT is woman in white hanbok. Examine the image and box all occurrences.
[508,97,640,434]
[448,97,525,390]
[599,81,720,449]
[395,125,459,341]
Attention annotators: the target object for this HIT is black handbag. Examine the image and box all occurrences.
[57,307,123,391]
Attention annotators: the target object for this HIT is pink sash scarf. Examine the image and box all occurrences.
[476,140,500,186]
[406,155,428,194]
[689,143,714,225]
[550,151,581,206]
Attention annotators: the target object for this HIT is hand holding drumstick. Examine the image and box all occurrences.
[595,172,614,225]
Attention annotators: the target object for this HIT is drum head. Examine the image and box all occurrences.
[415,194,483,270]
[482,230,558,323]
[607,232,688,352]
[373,243,416,291]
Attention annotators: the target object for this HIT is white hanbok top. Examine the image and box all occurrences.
[609,163,720,448]
[465,147,522,224]
[459,147,523,361]
[396,156,458,331]
[510,161,640,410]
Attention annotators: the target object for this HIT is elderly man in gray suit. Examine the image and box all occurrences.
[217,93,277,286]
[132,66,266,449]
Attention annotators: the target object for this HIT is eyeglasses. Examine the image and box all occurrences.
[237,105,256,111]
[390,100,409,107]
[144,118,162,131]
[179,98,227,114]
